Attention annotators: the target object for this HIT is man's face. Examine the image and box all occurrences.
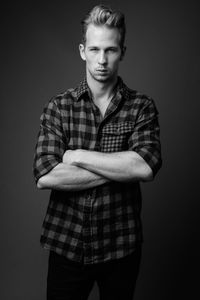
[79,24,125,83]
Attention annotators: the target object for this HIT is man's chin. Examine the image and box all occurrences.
[93,74,111,82]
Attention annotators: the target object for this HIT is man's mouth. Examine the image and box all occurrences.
[96,69,107,72]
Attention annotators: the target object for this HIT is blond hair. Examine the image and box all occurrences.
[81,5,126,49]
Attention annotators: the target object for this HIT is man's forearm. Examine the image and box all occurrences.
[37,163,109,191]
[63,150,153,182]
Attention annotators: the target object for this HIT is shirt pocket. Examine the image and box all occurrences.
[100,122,134,152]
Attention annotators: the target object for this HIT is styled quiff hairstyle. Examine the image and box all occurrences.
[81,5,126,49]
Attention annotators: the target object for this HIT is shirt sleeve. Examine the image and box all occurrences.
[33,98,66,183]
[128,97,162,177]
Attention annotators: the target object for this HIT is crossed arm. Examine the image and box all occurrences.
[37,149,153,191]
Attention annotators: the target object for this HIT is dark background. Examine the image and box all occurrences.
[1,0,199,299]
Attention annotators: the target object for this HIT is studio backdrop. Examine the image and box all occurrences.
[1,1,199,299]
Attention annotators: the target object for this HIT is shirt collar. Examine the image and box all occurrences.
[75,77,89,100]
[75,76,131,101]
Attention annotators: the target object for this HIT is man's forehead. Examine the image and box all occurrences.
[85,24,121,45]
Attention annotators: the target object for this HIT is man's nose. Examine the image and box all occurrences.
[98,51,107,64]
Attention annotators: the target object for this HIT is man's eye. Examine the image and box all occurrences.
[90,48,98,52]
[107,48,117,53]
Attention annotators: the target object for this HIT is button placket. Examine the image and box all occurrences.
[82,192,94,263]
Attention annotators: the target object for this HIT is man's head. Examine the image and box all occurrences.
[79,5,126,84]
[81,5,126,50]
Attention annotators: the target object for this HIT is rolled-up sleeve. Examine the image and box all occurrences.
[33,98,66,183]
[128,97,162,177]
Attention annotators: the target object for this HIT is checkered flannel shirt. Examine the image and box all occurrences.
[33,77,162,264]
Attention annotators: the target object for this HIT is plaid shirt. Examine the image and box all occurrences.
[33,77,162,264]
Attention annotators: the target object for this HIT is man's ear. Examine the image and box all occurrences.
[120,46,126,61]
[79,44,86,61]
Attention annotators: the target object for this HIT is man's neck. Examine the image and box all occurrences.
[86,73,118,101]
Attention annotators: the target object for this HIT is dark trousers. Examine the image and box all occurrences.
[47,247,142,300]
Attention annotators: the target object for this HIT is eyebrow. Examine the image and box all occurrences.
[88,46,119,50]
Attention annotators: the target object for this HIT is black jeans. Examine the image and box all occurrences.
[47,247,142,300]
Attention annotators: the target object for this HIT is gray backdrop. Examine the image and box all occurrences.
[1,0,199,299]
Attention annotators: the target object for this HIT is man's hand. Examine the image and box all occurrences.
[62,149,84,165]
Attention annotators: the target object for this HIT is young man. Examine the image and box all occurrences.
[33,5,162,300]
